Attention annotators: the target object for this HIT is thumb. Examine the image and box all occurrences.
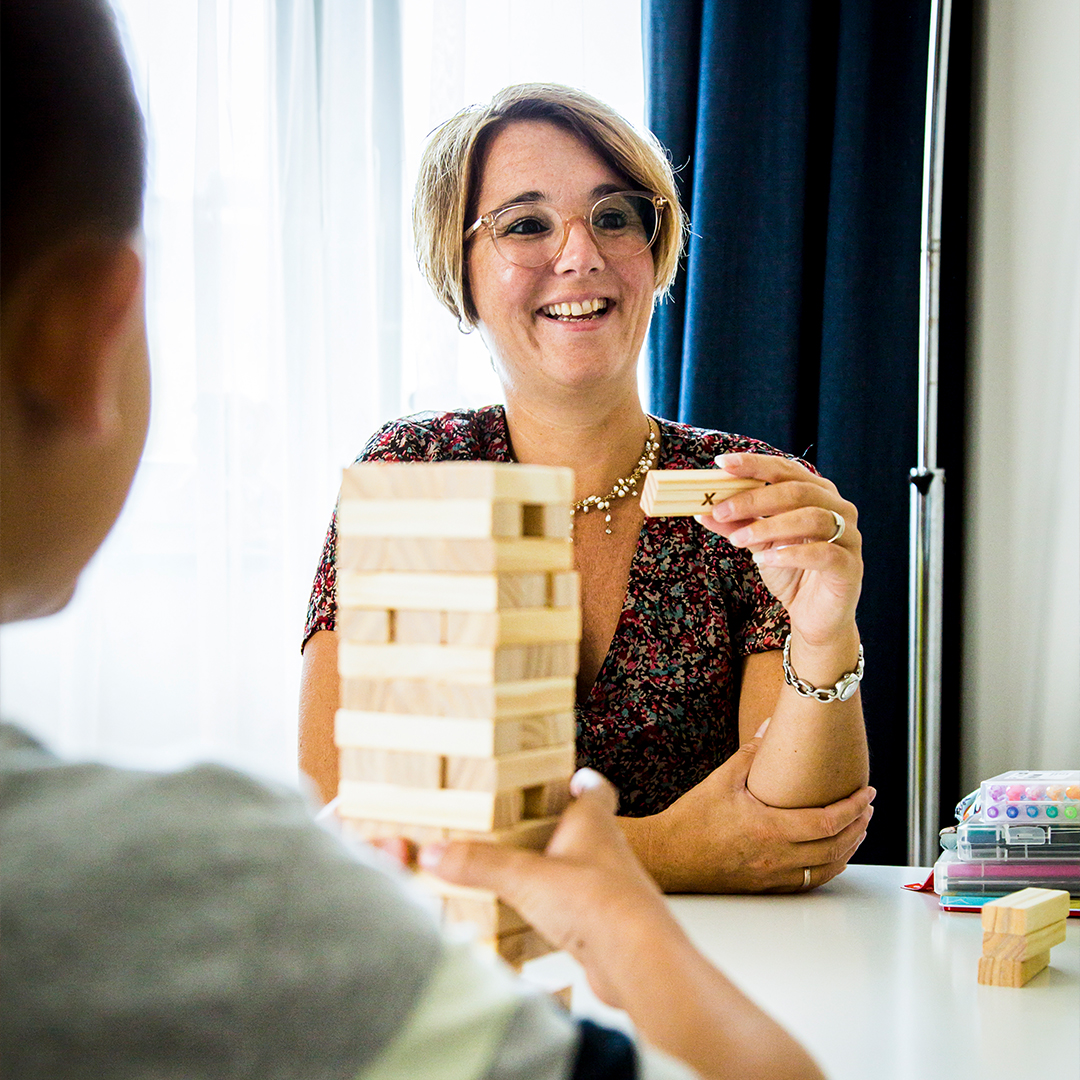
[731,717,771,771]
[419,836,541,895]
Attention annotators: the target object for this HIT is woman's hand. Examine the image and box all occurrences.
[619,727,875,893]
[700,452,862,650]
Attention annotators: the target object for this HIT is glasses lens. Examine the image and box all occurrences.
[491,203,564,268]
[590,193,660,258]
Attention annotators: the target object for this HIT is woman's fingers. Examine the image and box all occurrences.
[722,505,858,553]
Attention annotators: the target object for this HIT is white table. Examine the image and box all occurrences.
[526,864,1079,1079]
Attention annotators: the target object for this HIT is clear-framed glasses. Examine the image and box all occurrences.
[464,190,667,269]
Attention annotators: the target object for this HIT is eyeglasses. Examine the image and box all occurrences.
[464,190,667,269]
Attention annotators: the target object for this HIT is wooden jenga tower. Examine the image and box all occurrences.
[334,461,579,968]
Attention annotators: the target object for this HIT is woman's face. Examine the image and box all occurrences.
[466,120,656,404]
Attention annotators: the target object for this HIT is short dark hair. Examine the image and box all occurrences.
[1,0,146,297]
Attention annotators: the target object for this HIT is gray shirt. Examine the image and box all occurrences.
[0,724,697,1080]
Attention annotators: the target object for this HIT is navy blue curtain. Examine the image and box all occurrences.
[644,0,971,864]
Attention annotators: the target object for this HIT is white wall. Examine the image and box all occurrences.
[963,0,1080,789]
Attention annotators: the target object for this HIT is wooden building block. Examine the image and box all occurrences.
[496,927,553,967]
[443,895,530,939]
[338,781,525,831]
[339,498,527,539]
[337,535,573,574]
[337,608,391,643]
[550,571,579,609]
[518,712,576,750]
[341,818,451,848]
[444,745,577,793]
[977,951,1051,987]
[338,708,574,758]
[523,781,572,818]
[339,677,576,719]
[443,607,581,647]
[337,710,527,757]
[497,573,549,608]
[521,502,572,539]
[338,571,501,612]
[339,815,558,852]
[639,468,765,517]
[982,920,1067,960]
[980,887,1071,935]
[340,460,573,504]
[392,609,445,644]
[339,641,577,683]
[339,747,444,788]
[338,571,579,614]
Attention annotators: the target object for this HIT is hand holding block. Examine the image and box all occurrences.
[640,469,765,517]
[980,887,1070,935]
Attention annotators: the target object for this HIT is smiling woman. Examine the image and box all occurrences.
[300,84,874,895]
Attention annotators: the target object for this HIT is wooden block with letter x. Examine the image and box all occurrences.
[639,468,765,517]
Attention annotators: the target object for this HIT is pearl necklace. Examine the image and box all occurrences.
[572,417,660,535]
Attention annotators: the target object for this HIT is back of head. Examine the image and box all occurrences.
[1,0,149,625]
[1,0,145,299]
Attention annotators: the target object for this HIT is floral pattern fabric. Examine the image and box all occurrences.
[304,405,790,816]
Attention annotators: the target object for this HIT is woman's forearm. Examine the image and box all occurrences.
[745,627,869,809]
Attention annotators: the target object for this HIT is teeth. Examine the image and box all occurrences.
[542,298,608,318]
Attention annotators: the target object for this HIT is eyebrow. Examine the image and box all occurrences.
[488,182,629,215]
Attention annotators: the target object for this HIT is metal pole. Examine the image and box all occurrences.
[908,0,952,867]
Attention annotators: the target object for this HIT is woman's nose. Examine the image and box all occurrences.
[552,216,605,273]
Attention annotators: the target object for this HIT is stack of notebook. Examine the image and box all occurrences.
[935,770,1080,912]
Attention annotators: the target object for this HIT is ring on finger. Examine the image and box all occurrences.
[802,866,812,889]
[826,510,846,544]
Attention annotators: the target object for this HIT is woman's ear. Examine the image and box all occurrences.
[7,237,144,441]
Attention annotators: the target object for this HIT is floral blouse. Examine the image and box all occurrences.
[304,405,790,816]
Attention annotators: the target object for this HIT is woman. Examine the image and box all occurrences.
[301,84,874,893]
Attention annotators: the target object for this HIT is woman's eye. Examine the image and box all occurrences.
[594,210,630,232]
[500,214,551,237]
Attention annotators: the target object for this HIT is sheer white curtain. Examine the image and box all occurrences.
[0,0,644,784]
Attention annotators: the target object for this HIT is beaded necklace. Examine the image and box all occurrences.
[572,417,660,535]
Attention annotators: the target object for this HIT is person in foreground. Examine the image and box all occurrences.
[300,84,874,893]
[0,2,826,1077]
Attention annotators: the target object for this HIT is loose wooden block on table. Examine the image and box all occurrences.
[977,951,1051,987]
[639,468,765,517]
[982,920,1068,960]
[980,887,1071,935]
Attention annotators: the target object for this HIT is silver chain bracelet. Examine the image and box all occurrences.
[782,636,864,703]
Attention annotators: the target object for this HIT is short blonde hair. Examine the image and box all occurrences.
[413,83,687,327]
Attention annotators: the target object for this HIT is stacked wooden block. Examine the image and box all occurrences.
[639,468,764,517]
[977,887,1070,986]
[334,461,579,967]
